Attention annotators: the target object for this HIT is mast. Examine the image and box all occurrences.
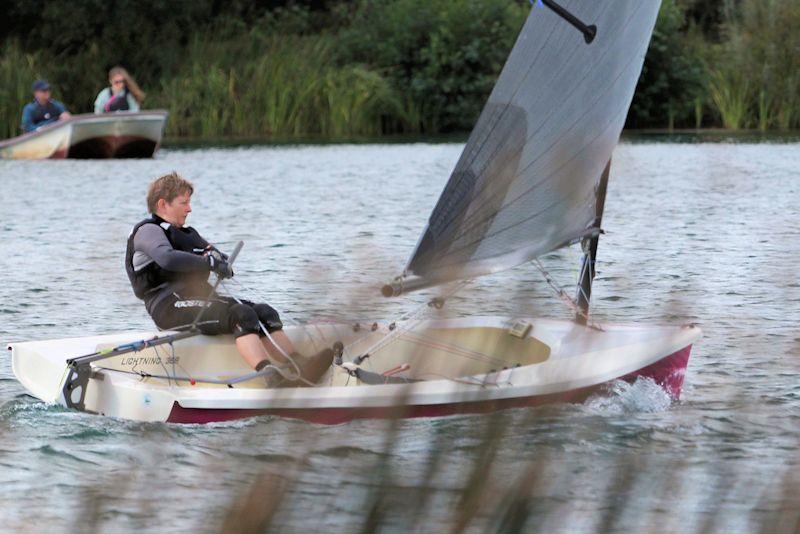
[575,159,611,324]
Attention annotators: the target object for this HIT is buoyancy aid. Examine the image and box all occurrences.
[30,100,63,126]
[125,214,211,302]
[105,88,130,112]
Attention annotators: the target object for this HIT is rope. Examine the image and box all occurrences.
[398,331,512,368]
[221,271,481,374]
[341,279,472,362]
[222,277,328,351]
[326,278,536,389]
[152,343,174,387]
[532,259,604,331]
[218,278,314,385]
[211,263,587,390]
[94,361,305,387]
[414,371,515,388]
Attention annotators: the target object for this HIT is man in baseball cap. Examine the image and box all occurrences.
[20,79,71,133]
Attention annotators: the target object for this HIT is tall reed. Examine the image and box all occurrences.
[708,64,751,130]
[710,0,800,131]
[153,35,403,139]
[0,42,41,139]
[4,0,800,138]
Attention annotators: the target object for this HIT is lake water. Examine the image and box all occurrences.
[0,141,798,532]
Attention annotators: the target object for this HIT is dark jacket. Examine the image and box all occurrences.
[21,99,68,133]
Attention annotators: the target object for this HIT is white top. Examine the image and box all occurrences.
[93,87,140,114]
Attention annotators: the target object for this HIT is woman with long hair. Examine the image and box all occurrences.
[93,66,145,113]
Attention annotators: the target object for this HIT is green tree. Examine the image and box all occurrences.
[716,0,800,130]
[628,0,707,129]
[335,0,527,133]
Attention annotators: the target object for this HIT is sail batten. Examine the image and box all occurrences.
[448,2,625,190]
[448,3,645,213]
[397,1,661,291]
[433,95,638,262]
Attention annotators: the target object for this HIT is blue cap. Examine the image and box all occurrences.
[32,79,51,92]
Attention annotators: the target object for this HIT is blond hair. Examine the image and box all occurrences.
[147,172,194,213]
[109,66,145,103]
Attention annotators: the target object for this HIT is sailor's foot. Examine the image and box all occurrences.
[257,360,296,388]
[286,348,334,387]
[262,367,282,388]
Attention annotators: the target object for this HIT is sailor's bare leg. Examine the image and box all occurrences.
[260,330,297,362]
[235,333,271,369]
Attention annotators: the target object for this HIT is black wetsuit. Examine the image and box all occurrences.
[125,215,282,337]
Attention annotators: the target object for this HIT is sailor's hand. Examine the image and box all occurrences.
[206,254,234,279]
[203,245,229,262]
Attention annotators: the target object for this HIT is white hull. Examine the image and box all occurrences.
[0,111,167,159]
[8,317,701,424]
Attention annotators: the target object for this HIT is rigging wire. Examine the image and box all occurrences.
[92,275,519,390]
[213,260,567,388]
[531,258,603,331]
[398,331,514,369]
[93,360,306,387]
[219,278,311,385]
[223,272,512,384]
[342,279,473,362]
[222,277,327,351]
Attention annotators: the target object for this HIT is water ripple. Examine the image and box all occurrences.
[0,143,797,529]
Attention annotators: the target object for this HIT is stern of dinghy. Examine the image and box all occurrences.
[8,331,171,413]
[9,342,67,404]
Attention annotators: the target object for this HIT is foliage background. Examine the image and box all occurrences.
[1,0,798,139]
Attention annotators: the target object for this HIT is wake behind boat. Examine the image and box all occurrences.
[0,111,168,159]
[8,1,702,424]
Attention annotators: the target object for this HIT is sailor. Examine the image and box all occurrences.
[126,171,332,386]
[20,79,72,133]
[94,66,144,114]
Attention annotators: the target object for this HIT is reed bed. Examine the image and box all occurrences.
[2,0,800,139]
[150,35,404,139]
[63,404,800,533]
[0,42,42,139]
[708,0,800,131]
[708,64,751,131]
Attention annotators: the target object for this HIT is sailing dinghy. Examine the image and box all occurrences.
[8,0,701,424]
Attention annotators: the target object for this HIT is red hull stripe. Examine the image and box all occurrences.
[167,344,693,425]
[621,344,691,399]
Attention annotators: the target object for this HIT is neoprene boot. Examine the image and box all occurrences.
[256,359,295,388]
[286,348,334,387]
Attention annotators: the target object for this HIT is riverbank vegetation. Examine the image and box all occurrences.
[1,0,798,140]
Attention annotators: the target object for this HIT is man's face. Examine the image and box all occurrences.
[34,89,50,104]
[159,192,192,227]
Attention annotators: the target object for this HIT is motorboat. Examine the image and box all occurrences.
[0,110,168,159]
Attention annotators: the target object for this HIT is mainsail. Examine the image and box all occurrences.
[387,1,661,295]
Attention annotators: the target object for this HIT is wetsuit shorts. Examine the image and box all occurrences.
[150,293,283,338]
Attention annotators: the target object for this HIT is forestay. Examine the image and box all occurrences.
[391,1,661,294]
